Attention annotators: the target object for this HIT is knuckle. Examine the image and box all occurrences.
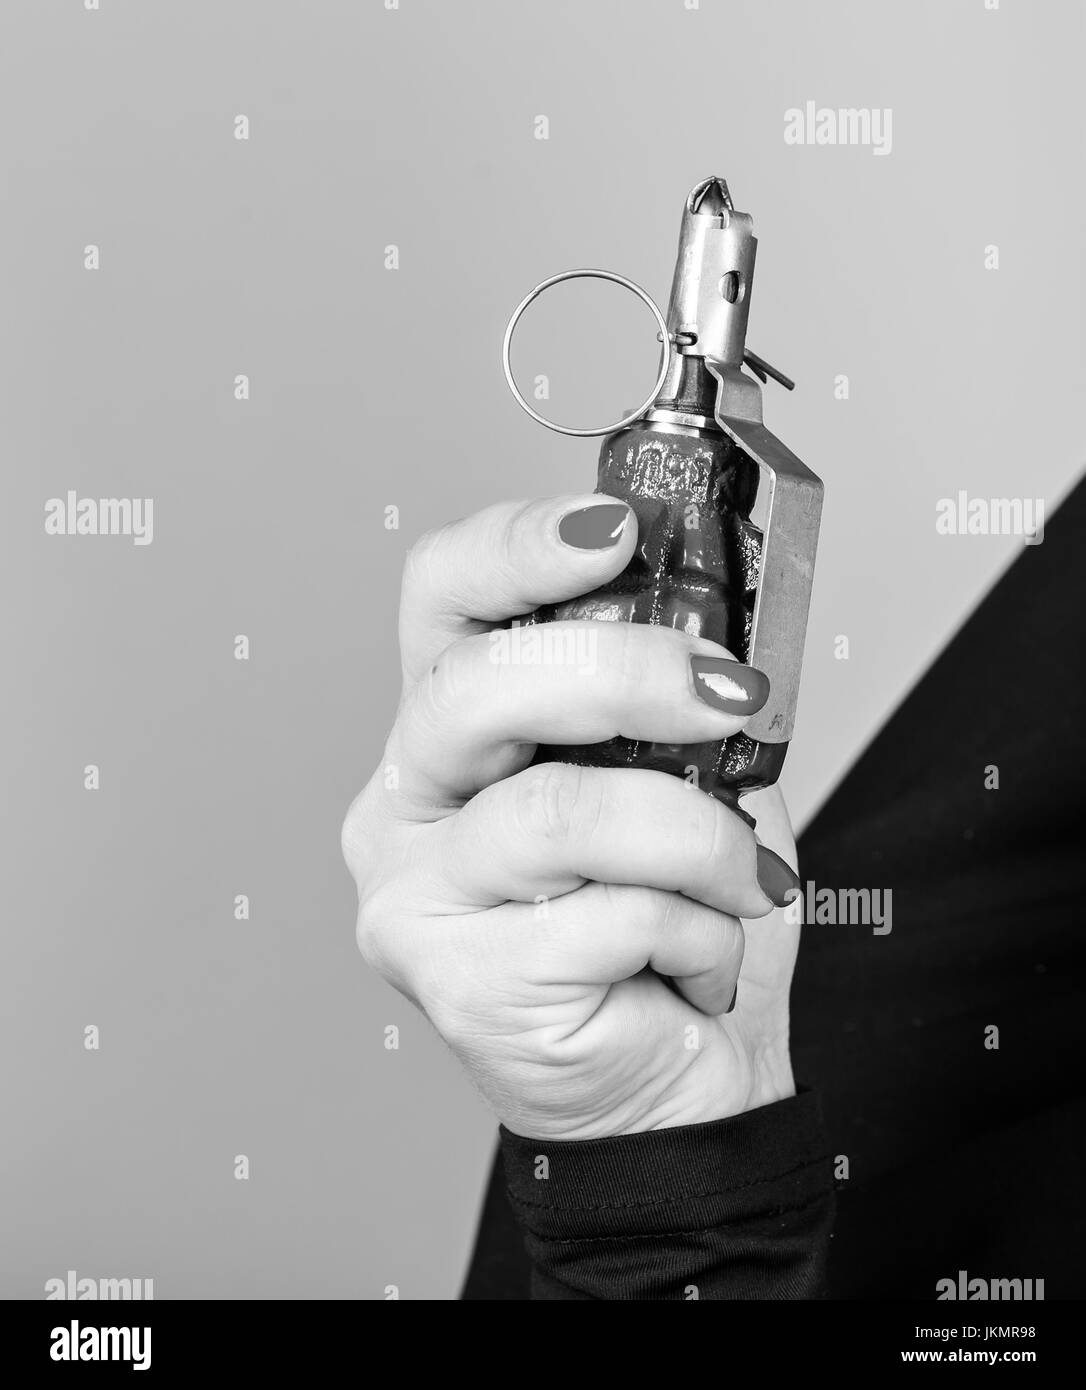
[511,761,588,845]
[694,907,742,975]
[353,882,404,983]
[723,916,746,974]
[401,524,461,617]
[411,639,474,729]
[658,886,689,939]
[567,767,609,845]
[430,640,473,712]
[687,793,729,872]
[402,526,445,594]
[341,784,379,880]
[404,509,504,617]
[353,893,384,966]
[668,895,744,984]
[608,617,647,692]
[496,500,538,581]
[342,781,404,980]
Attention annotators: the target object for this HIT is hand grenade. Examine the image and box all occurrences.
[502,178,823,826]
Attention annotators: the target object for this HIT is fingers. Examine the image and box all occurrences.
[421,762,781,920]
[453,883,745,1019]
[554,884,745,1017]
[386,621,770,806]
[397,495,636,682]
[612,887,744,1019]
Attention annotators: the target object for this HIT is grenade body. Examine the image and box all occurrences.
[532,417,787,816]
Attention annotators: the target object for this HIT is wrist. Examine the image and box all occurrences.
[633,1034,795,1134]
[747,1040,796,1111]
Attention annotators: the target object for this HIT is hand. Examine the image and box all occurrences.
[341,495,802,1140]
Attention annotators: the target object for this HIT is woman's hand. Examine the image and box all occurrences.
[341,495,801,1140]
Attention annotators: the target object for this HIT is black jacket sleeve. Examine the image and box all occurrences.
[496,1088,835,1300]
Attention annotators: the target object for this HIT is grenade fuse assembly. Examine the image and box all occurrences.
[503,177,824,826]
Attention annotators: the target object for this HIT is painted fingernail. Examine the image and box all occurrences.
[725,985,738,1015]
[756,845,801,909]
[558,503,630,550]
[690,656,770,715]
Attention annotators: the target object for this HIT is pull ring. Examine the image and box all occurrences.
[501,269,671,438]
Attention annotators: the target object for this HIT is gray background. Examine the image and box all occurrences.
[1,0,1081,1299]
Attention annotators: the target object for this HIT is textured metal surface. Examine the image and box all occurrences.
[531,420,786,812]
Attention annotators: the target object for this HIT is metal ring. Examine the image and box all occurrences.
[501,268,671,438]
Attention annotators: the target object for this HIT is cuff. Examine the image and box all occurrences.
[499,1088,832,1243]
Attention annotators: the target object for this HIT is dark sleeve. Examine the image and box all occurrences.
[497,1088,834,1300]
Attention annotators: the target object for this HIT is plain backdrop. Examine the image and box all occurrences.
[1,0,1082,1299]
